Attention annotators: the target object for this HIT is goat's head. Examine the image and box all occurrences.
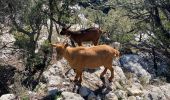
[60,25,71,35]
[51,43,69,60]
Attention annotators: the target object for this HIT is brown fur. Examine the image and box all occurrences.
[52,43,120,83]
[60,27,103,46]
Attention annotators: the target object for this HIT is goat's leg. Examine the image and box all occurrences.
[100,68,107,79]
[108,66,114,82]
[74,69,83,83]
[79,70,83,83]
[74,70,79,82]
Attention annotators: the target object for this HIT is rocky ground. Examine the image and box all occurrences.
[0,32,170,100]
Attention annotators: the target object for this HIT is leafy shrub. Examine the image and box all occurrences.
[41,40,52,54]
[14,32,30,50]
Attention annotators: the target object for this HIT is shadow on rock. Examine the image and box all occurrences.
[0,65,16,96]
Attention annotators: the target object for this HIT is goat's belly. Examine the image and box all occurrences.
[85,63,102,68]
[81,59,106,68]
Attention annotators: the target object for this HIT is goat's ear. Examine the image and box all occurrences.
[64,43,69,48]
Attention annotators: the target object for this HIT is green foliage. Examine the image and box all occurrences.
[41,40,52,54]
[14,32,30,50]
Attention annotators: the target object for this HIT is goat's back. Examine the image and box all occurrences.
[70,27,102,42]
[66,45,119,68]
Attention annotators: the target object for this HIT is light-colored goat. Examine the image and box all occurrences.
[51,43,120,83]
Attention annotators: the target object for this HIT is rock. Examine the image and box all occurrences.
[35,82,47,94]
[127,87,143,96]
[143,84,170,100]
[48,76,62,86]
[114,81,123,90]
[159,84,170,99]
[111,42,121,50]
[79,86,91,97]
[119,54,151,84]
[61,92,84,100]
[48,87,58,96]
[105,92,118,100]
[0,94,16,100]
[128,96,136,100]
[87,92,96,100]
[136,96,142,100]
[52,61,63,73]
[114,66,126,81]
[43,64,63,86]
[0,33,15,46]
[143,85,166,100]
[0,33,16,61]
[28,91,39,100]
[114,90,127,100]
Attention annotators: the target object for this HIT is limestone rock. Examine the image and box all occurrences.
[105,92,118,100]
[0,94,16,100]
[128,96,136,100]
[61,92,84,100]
[119,54,151,84]
[127,87,143,96]
[79,86,91,97]
[87,92,96,100]
[143,85,166,100]
[114,90,127,100]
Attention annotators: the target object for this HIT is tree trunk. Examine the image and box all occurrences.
[152,47,158,75]
[48,0,54,43]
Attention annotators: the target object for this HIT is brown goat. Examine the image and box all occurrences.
[51,43,120,83]
[60,27,103,46]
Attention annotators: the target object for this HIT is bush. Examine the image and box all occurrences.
[41,40,52,54]
[14,32,30,50]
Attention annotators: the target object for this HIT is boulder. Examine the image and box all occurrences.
[127,87,143,96]
[143,85,166,100]
[114,90,127,100]
[0,94,16,100]
[111,42,121,50]
[119,54,151,84]
[128,96,136,100]
[105,92,118,100]
[79,86,91,97]
[87,92,96,100]
[61,92,84,100]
